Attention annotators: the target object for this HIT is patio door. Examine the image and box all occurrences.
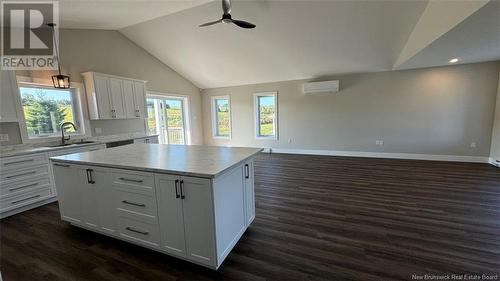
[146,95,187,145]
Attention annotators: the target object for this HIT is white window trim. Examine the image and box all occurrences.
[211,95,232,140]
[146,91,192,145]
[15,77,91,144]
[254,91,278,140]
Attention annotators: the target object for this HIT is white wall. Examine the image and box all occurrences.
[9,29,203,145]
[202,61,500,158]
[490,74,500,163]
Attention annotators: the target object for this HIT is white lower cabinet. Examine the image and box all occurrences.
[52,164,116,234]
[156,174,215,266]
[52,158,256,269]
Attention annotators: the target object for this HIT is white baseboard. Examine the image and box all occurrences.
[262,148,490,163]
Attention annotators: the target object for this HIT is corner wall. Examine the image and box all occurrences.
[202,61,499,160]
[490,74,500,164]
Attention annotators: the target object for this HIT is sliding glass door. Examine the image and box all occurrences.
[146,95,187,145]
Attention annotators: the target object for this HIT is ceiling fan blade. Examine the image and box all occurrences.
[222,0,231,15]
[232,19,256,29]
[199,19,222,27]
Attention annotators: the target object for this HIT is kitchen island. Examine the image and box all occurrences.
[50,144,262,269]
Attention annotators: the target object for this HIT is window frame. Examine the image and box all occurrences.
[15,79,89,143]
[254,91,278,140]
[211,95,232,139]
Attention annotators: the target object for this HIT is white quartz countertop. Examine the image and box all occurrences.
[50,144,263,178]
[0,133,159,158]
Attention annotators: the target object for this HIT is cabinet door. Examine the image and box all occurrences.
[79,167,100,230]
[122,80,137,119]
[93,169,117,235]
[52,163,84,224]
[0,70,19,122]
[244,160,255,225]
[94,75,113,119]
[133,82,146,118]
[109,78,126,119]
[155,174,186,258]
[181,176,216,266]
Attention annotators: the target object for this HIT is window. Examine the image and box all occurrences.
[255,92,277,139]
[211,96,231,138]
[19,85,82,139]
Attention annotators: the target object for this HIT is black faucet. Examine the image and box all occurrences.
[60,122,77,145]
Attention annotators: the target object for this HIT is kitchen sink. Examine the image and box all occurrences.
[44,141,96,148]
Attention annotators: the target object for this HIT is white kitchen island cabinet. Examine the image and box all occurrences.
[51,144,262,270]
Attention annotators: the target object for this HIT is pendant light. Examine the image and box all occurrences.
[48,23,70,89]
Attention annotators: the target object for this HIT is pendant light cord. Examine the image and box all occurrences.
[50,23,62,75]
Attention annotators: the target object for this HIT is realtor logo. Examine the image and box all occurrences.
[1,1,59,70]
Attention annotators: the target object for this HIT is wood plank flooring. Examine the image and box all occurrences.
[1,153,499,280]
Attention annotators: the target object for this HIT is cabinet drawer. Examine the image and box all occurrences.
[0,165,51,184]
[118,211,160,248]
[0,153,48,171]
[0,187,52,212]
[112,171,155,195]
[0,176,52,198]
[115,189,158,218]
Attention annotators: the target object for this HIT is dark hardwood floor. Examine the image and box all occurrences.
[1,153,499,281]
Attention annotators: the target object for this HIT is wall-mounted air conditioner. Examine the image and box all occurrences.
[303,80,339,94]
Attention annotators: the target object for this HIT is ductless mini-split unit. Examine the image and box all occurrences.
[303,80,339,94]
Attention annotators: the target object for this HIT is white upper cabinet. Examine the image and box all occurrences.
[82,72,147,120]
[0,70,20,122]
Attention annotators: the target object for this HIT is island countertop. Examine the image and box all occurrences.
[50,144,263,178]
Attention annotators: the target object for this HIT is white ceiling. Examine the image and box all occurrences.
[121,0,428,88]
[55,0,500,89]
[396,0,500,70]
[58,0,212,29]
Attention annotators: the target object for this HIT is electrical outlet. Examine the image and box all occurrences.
[288,138,292,143]
[95,127,102,135]
[0,134,9,142]
[470,142,477,148]
[376,140,384,146]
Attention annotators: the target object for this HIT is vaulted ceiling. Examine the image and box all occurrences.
[58,0,500,89]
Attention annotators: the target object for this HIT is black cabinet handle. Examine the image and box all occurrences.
[122,200,146,207]
[119,177,143,183]
[245,164,249,179]
[5,170,37,179]
[86,169,95,184]
[125,227,149,235]
[180,180,185,199]
[175,179,180,198]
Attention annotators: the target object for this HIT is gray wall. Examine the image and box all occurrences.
[202,61,500,157]
[12,29,203,144]
[490,74,500,161]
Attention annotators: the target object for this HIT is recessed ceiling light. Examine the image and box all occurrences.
[449,58,459,63]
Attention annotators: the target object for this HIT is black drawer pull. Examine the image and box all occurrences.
[3,159,35,166]
[245,164,249,179]
[125,227,149,235]
[5,170,37,179]
[11,194,41,205]
[122,200,146,207]
[180,180,185,199]
[175,179,180,198]
[119,177,144,183]
[54,163,70,167]
[9,182,39,192]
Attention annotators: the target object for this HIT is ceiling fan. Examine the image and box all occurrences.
[199,0,256,29]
